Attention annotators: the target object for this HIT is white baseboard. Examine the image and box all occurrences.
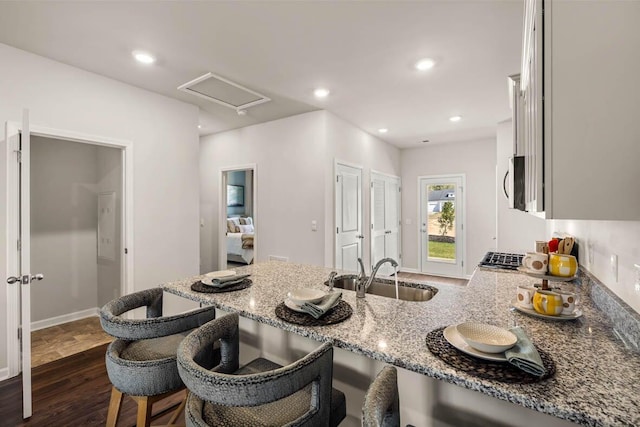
[31,307,100,332]
[0,367,8,381]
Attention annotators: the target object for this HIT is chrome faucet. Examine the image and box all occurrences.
[327,271,338,292]
[355,257,399,298]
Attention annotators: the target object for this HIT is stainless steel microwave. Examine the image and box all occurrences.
[504,156,525,211]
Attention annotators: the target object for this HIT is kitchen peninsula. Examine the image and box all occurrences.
[161,261,640,426]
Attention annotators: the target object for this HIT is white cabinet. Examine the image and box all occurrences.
[520,0,640,220]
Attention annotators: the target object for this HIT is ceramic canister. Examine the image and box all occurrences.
[549,254,578,277]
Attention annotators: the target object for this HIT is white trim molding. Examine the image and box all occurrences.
[31,307,100,332]
[0,367,8,382]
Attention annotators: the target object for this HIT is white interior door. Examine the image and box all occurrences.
[420,175,464,278]
[5,111,38,419]
[335,163,362,272]
[370,172,401,276]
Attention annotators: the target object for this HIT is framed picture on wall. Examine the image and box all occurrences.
[227,184,245,207]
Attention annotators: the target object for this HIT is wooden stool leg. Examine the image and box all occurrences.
[106,387,124,427]
[167,392,187,425]
[136,396,153,427]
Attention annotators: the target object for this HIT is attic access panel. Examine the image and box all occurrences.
[178,72,271,110]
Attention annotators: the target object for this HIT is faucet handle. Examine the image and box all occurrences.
[328,271,337,291]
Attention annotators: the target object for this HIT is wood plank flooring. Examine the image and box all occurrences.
[0,343,185,426]
[31,317,113,368]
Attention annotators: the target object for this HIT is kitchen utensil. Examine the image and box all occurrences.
[442,325,507,362]
[456,322,517,354]
[548,253,578,277]
[533,290,564,316]
[287,288,325,305]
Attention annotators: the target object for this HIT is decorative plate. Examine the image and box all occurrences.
[442,325,507,362]
[511,302,583,321]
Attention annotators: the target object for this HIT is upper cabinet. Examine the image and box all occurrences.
[518,0,640,220]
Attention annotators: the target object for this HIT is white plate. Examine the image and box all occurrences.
[442,325,507,362]
[517,266,576,282]
[456,322,517,353]
[511,302,583,321]
[284,298,306,313]
[204,270,236,279]
[287,288,325,305]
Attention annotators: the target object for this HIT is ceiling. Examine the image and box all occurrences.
[0,1,522,148]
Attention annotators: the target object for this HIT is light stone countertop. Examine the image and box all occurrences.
[161,261,640,426]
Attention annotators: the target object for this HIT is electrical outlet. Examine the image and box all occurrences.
[610,254,618,282]
[635,264,640,293]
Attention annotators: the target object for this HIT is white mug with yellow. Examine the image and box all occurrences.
[532,290,564,316]
[549,253,578,277]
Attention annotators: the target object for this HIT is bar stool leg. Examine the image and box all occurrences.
[105,387,123,427]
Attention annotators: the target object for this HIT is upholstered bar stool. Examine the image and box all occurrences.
[362,366,400,427]
[100,288,217,427]
[177,313,347,427]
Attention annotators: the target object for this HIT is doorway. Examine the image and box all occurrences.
[419,175,465,278]
[335,162,363,272]
[218,165,257,270]
[370,171,401,276]
[4,117,133,419]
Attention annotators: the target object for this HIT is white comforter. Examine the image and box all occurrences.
[227,232,254,264]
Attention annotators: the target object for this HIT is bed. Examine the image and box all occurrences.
[226,217,254,264]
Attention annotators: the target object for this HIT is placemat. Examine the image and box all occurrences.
[425,327,555,384]
[190,279,252,293]
[275,301,353,326]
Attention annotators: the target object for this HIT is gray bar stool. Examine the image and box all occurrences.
[362,366,400,427]
[100,288,217,427]
[177,313,347,426]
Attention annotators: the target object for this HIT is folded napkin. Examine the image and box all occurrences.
[301,292,342,319]
[206,273,251,288]
[505,326,546,377]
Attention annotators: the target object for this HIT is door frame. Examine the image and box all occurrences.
[218,163,258,270]
[5,121,134,378]
[369,169,402,273]
[417,173,466,278]
[334,160,363,270]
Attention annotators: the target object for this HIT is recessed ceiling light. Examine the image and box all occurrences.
[378,128,388,134]
[314,88,330,98]
[449,115,462,122]
[197,125,202,129]
[415,58,435,71]
[132,50,156,64]
[237,109,247,116]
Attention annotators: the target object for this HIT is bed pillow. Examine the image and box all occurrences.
[239,217,253,225]
[227,218,241,233]
[238,224,254,233]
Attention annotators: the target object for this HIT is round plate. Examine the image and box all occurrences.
[456,322,517,354]
[205,270,236,279]
[442,325,507,362]
[284,298,305,313]
[511,302,583,320]
[517,266,576,282]
[287,288,325,305]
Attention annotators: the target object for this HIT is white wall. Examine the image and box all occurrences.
[496,120,546,252]
[548,220,640,313]
[0,43,200,370]
[199,110,400,274]
[30,137,99,322]
[401,139,497,276]
[200,111,327,273]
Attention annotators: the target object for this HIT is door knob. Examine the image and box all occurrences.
[31,274,44,281]
[356,234,364,239]
[7,276,20,284]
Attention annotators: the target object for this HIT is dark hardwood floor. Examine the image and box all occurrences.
[0,343,185,426]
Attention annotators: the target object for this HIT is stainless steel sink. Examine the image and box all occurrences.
[324,275,437,302]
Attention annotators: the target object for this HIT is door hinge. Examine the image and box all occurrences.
[336,176,339,183]
[18,327,22,341]
[16,150,22,163]
[336,227,339,234]
[399,253,402,259]
[17,240,21,251]
[462,260,464,267]
[124,248,128,254]
[399,186,401,192]
[461,223,464,230]
[370,182,374,188]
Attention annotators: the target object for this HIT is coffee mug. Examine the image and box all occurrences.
[516,286,537,309]
[522,252,548,273]
[548,253,578,277]
[556,290,578,315]
[533,290,564,316]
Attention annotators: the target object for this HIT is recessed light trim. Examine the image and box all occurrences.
[378,128,388,134]
[415,58,435,71]
[449,115,462,122]
[197,125,202,129]
[132,50,156,64]
[314,88,330,98]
